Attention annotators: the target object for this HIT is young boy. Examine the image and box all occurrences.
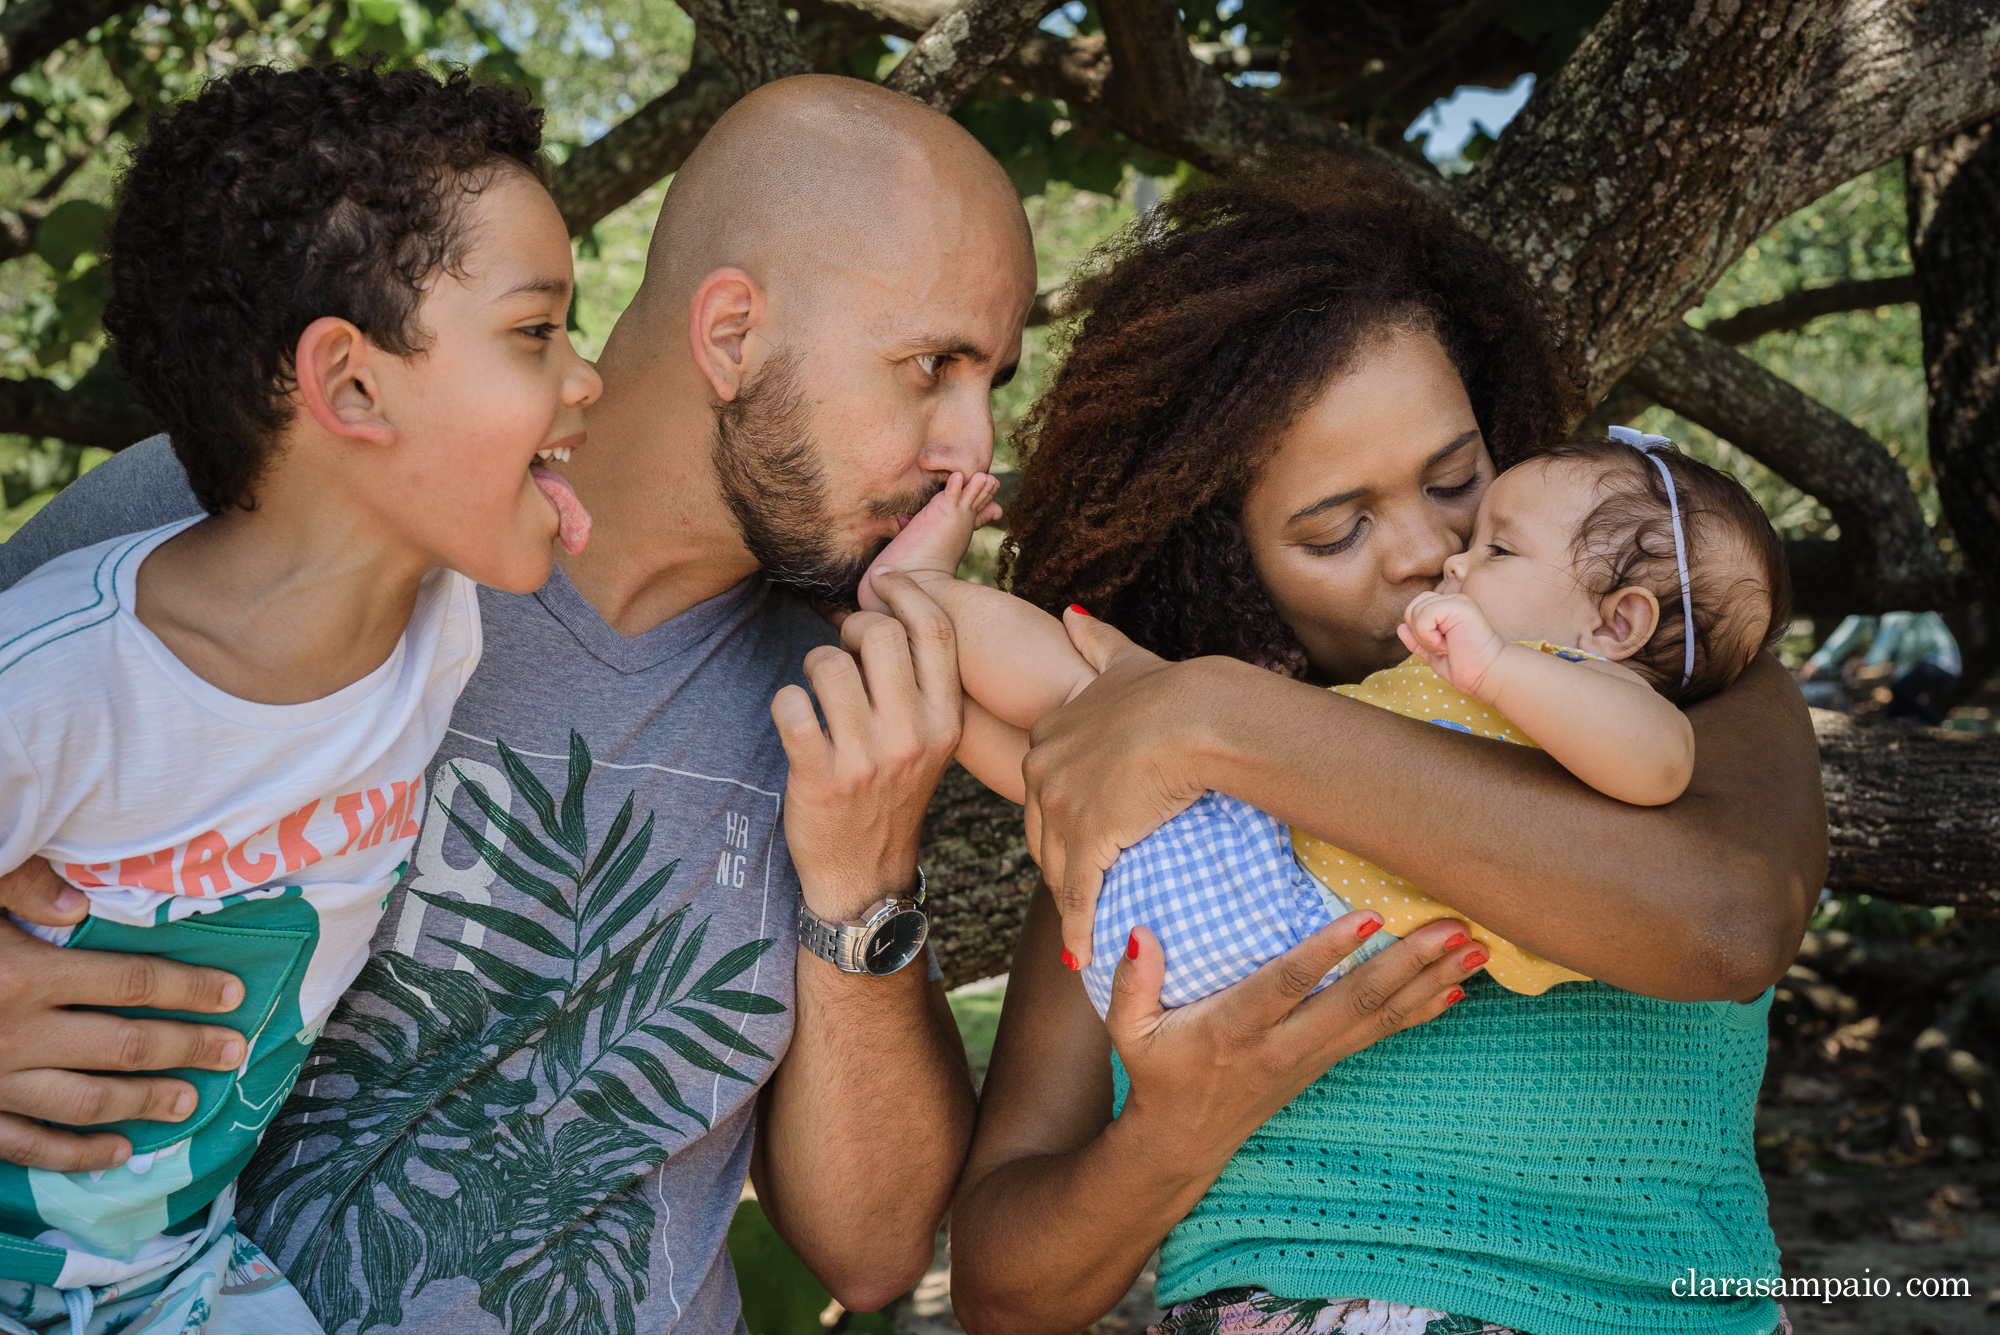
[0,63,599,1334]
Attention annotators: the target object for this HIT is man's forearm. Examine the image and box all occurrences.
[754,952,975,1312]
[1179,654,1822,1000]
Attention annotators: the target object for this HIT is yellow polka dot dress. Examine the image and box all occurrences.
[1289,644,1593,995]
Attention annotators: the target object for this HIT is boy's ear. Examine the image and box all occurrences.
[688,267,767,403]
[295,317,394,446]
[1585,585,1661,661]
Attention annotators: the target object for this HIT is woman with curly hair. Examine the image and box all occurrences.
[931,163,1821,1335]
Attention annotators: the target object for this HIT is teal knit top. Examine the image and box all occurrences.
[1112,976,1781,1335]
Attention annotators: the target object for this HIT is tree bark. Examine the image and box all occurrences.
[1816,709,2000,915]
[882,0,1057,110]
[919,764,1038,990]
[1910,118,2000,602]
[676,0,812,90]
[0,377,154,451]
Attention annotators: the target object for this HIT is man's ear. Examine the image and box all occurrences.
[295,316,394,447]
[1584,585,1661,661]
[688,267,766,403]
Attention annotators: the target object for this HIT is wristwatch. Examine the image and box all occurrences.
[796,867,929,976]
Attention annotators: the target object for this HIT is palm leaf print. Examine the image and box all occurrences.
[238,732,786,1335]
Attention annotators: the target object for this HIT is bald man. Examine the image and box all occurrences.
[0,76,1036,1334]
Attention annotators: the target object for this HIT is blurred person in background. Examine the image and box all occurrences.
[1798,611,1960,724]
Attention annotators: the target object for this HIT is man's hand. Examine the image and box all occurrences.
[1398,591,1506,698]
[0,860,248,1171]
[771,568,963,919]
[1020,612,1216,969]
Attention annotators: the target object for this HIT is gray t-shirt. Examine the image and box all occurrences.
[1,437,840,1335]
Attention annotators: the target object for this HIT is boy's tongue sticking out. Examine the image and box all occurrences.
[531,463,592,556]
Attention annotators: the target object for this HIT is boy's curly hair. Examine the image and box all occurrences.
[103,63,547,514]
[1000,159,1584,675]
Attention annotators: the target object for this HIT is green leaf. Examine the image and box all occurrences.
[444,938,565,998]
[447,761,577,880]
[670,1005,773,1062]
[631,903,692,1019]
[32,200,107,278]
[578,811,653,926]
[495,738,561,847]
[559,730,592,855]
[613,1044,710,1129]
[580,791,635,888]
[435,794,575,920]
[688,936,777,1000]
[581,1071,671,1129]
[693,988,787,1016]
[651,1025,753,1083]
[657,914,710,1005]
[581,857,678,958]
[413,889,573,961]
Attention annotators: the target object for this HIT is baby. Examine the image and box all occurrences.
[859,427,1789,1006]
[0,65,595,1331]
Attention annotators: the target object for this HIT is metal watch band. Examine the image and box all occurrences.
[796,867,927,974]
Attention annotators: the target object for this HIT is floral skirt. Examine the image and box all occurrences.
[1149,1288,1795,1335]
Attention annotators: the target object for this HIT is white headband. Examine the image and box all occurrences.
[1609,426,1695,688]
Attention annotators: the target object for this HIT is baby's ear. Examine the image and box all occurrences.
[1584,585,1660,661]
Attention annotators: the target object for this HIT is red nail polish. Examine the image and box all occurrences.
[1061,948,1079,970]
[1068,604,1091,617]
[1355,918,1381,940]
[1126,930,1140,960]
[1442,933,1471,951]
[1462,951,1488,972]
[1444,986,1465,1006]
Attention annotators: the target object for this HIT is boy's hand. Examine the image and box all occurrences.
[1399,591,1507,699]
[0,859,247,1172]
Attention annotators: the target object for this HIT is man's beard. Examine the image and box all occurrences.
[712,346,936,608]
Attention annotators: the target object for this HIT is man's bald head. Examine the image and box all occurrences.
[635,74,1033,329]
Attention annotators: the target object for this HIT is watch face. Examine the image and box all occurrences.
[862,909,928,977]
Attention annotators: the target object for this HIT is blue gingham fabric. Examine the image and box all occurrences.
[1081,792,1397,1018]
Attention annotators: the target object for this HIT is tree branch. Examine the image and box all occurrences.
[1624,324,1955,612]
[676,0,812,90]
[0,378,154,451]
[1700,274,1920,344]
[883,0,1058,111]
[547,41,741,235]
[1815,708,2000,914]
[0,0,140,84]
[1296,0,1517,121]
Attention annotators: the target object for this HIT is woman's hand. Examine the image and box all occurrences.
[1108,913,1479,1166]
[948,893,1483,1335]
[1020,612,1238,968]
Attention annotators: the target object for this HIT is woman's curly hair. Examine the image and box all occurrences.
[1001,159,1584,674]
[103,62,546,514]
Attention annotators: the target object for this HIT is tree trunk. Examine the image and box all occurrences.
[920,765,1039,990]
[1910,117,2000,602]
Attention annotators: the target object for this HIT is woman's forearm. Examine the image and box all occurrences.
[1178,654,1821,999]
[950,1106,1230,1335]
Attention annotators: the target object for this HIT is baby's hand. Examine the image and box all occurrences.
[1399,592,1507,699]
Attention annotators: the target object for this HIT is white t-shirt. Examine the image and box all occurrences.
[0,519,479,1032]
[0,518,479,1285]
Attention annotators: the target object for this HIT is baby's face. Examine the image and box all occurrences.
[1435,457,1609,645]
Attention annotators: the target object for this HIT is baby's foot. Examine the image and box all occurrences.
[858,472,1002,613]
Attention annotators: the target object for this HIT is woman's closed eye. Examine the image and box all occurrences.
[1304,516,1369,557]
[1430,472,1483,499]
